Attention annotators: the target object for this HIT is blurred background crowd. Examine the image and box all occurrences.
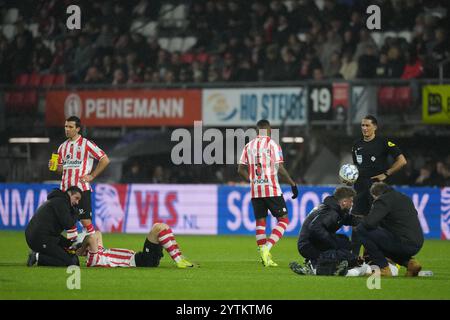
[0,0,448,186]
[0,0,448,85]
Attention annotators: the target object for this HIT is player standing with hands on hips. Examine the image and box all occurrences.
[48,116,110,241]
[350,115,407,256]
[238,120,298,267]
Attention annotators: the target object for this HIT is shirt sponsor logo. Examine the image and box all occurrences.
[253,178,269,184]
[63,159,83,168]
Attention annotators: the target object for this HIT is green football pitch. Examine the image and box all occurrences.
[1,231,449,300]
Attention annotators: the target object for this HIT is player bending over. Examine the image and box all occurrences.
[76,223,195,268]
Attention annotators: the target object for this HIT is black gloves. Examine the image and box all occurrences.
[291,185,298,199]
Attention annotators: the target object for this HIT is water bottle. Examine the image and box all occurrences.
[418,270,433,277]
[49,153,59,171]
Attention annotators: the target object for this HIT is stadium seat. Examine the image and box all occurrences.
[2,24,16,40]
[54,74,66,86]
[43,40,55,53]
[159,4,175,27]
[182,37,197,52]
[5,91,24,110]
[22,90,38,110]
[169,37,183,52]
[41,74,56,87]
[27,23,39,37]
[3,8,19,24]
[172,5,186,28]
[378,86,396,112]
[141,21,158,37]
[180,53,194,63]
[15,74,30,86]
[395,86,412,110]
[130,19,145,32]
[283,1,294,12]
[371,32,383,48]
[158,37,170,50]
[398,31,412,43]
[28,73,42,87]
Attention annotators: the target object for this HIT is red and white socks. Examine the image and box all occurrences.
[261,217,289,251]
[158,228,183,263]
[85,223,95,235]
[66,226,78,241]
[256,220,267,247]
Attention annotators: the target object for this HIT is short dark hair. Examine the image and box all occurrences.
[370,182,390,197]
[256,119,271,130]
[363,115,378,126]
[333,186,356,201]
[66,116,81,128]
[66,186,82,196]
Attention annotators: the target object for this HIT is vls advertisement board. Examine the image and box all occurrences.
[0,183,448,239]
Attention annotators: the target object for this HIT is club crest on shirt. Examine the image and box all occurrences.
[356,155,362,164]
[388,141,396,147]
[371,156,376,162]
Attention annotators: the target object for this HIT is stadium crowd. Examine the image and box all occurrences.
[0,0,449,85]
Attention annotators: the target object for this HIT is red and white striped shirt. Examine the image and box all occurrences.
[86,246,136,268]
[239,135,284,198]
[57,135,106,191]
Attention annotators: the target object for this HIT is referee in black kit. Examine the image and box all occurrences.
[350,115,407,256]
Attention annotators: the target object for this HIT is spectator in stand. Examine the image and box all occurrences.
[74,34,95,81]
[376,52,389,78]
[354,29,377,63]
[385,46,405,78]
[273,15,292,46]
[279,47,298,80]
[263,44,282,81]
[414,162,435,186]
[320,29,343,72]
[299,48,322,80]
[152,166,166,184]
[96,24,115,53]
[11,35,31,79]
[357,45,378,78]
[84,66,105,84]
[342,29,358,57]
[324,51,342,79]
[340,50,358,80]
[402,48,424,79]
[31,39,52,73]
[121,162,147,183]
[112,68,126,85]
[435,161,450,187]
[101,55,115,83]
[312,67,324,80]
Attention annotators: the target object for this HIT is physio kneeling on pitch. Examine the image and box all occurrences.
[290,186,370,277]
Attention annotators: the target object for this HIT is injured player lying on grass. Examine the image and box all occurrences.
[75,223,196,268]
[289,258,400,277]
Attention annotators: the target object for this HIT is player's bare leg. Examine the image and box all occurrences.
[76,231,100,256]
[150,223,195,268]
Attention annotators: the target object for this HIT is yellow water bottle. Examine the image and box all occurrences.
[49,153,59,171]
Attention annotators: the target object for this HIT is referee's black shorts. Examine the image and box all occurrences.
[251,196,288,220]
[352,177,374,216]
[77,190,92,220]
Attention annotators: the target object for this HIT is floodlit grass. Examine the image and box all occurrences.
[0,231,449,300]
